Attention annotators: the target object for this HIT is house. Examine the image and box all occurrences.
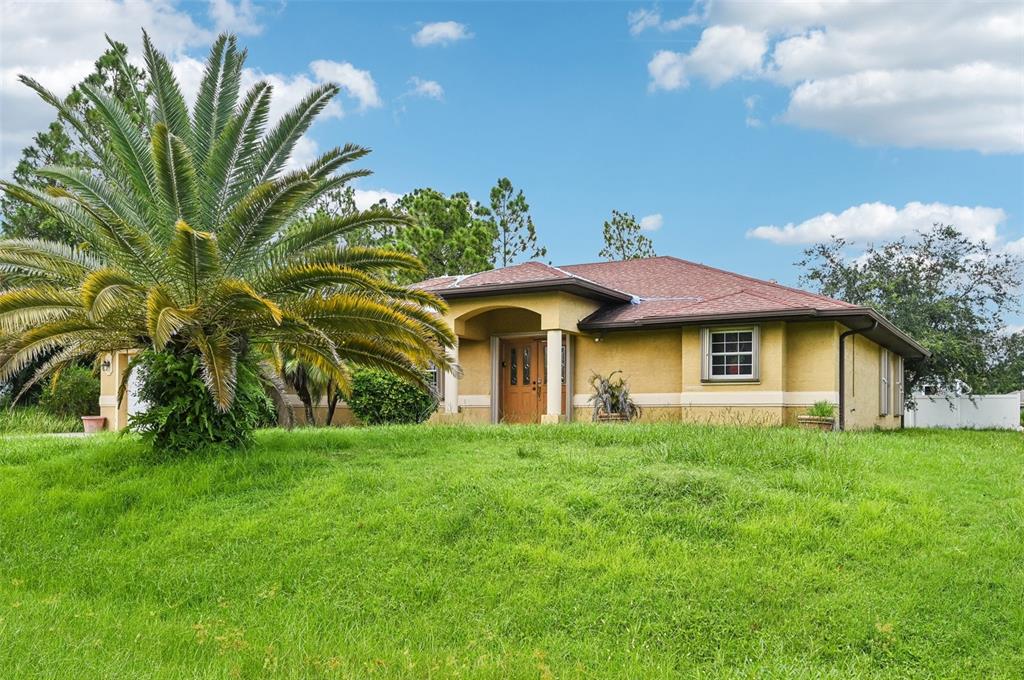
[413,256,927,430]
[97,256,928,431]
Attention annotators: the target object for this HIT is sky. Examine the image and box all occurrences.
[2,0,1023,325]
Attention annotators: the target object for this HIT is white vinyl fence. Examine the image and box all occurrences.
[906,393,1022,430]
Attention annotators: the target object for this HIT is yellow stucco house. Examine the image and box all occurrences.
[99,256,927,431]
[412,256,927,430]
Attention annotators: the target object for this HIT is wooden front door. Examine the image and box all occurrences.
[499,337,567,423]
[500,338,543,423]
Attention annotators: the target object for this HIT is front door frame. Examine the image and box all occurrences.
[491,331,572,424]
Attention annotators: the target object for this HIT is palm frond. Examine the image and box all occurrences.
[104,34,150,127]
[0,239,102,287]
[167,220,220,302]
[209,279,283,326]
[17,75,106,160]
[35,165,147,233]
[0,286,81,333]
[0,318,98,383]
[249,83,339,186]
[219,174,316,274]
[252,263,382,298]
[79,84,158,205]
[80,268,143,320]
[143,30,192,145]
[272,207,408,260]
[146,287,194,348]
[152,124,202,228]
[192,330,237,411]
[0,182,101,247]
[204,82,271,226]
[45,184,164,285]
[280,245,425,276]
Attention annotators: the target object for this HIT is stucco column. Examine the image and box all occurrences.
[542,329,563,423]
[443,338,459,415]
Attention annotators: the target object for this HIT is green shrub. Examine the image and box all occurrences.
[129,349,276,454]
[38,365,100,419]
[347,368,437,425]
[807,401,836,418]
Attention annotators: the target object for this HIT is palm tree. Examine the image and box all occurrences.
[0,32,453,414]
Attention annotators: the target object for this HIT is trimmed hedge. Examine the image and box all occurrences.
[347,369,437,425]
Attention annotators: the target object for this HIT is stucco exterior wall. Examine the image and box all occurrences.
[98,350,134,431]
[842,332,902,430]
[94,298,907,432]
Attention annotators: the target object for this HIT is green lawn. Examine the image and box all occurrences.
[0,425,1021,678]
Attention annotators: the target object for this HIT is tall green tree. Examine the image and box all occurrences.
[977,331,1024,394]
[393,188,497,280]
[0,32,454,444]
[489,177,545,266]
[599,210,656,260]
[1,38,149,244]
[797,224,1022,396]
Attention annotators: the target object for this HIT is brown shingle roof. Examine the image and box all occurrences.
[413,255,927,357]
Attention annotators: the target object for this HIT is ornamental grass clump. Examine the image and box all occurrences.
[588,370,641,421]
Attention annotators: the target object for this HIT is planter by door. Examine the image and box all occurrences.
[797,415,835,431]
[81,416,107,434]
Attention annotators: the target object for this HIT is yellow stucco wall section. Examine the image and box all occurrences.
[94,294,907,431]
[842,332,902,430]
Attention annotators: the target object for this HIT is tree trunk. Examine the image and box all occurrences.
[325,380,339,426]
[296,384,316,426]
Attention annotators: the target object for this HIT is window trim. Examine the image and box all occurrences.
[879,348,891,416]
[701,326,760,382]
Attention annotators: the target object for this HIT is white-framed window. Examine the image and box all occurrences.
[894,355,904,416]
[879,348,891,416]
[701,326,759,382]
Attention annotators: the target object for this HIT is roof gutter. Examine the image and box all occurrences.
[838,320,877,432]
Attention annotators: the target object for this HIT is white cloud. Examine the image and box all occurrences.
[744,95,762,128]
[406,77,444,100]
[353,189,402,210]
[644,1,1024,153]
[208,0,264,36]
[747,201,1008,245]
[412,21,472,47]
[649,25,766,90]
[310,60,381,111]
[628,6,700,35]
[639,213,663,231]
[1005,236,1024,257]
[0,1,384,178]
[648,50,688,91]
[0,0,214,174]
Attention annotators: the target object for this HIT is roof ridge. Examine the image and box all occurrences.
[547,262,635,299]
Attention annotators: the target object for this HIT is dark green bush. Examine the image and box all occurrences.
[347,368,437,425]
[39,365,100,418]
[129,349,276,454]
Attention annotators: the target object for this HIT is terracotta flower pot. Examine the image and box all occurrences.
[796,415,835,432]
[81,416,106,434]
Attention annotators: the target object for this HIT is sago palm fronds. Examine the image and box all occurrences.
[0,31,454,410]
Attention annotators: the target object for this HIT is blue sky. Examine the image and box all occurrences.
[2,1,1022,314]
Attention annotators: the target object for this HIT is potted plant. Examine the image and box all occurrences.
[797,401,836,431]
[81,415,107,434]
[588,371,641,422]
